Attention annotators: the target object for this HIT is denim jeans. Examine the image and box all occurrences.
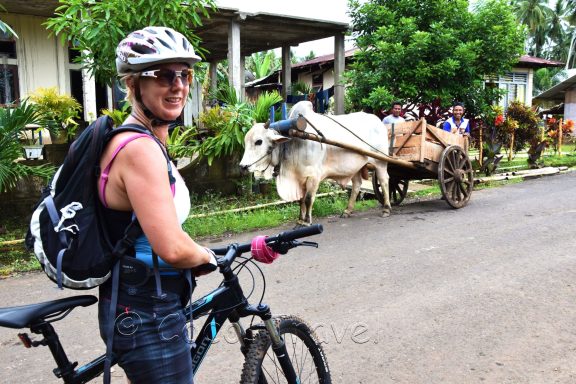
[98,276,193,384]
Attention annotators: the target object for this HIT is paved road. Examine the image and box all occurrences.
[1,171,576,383]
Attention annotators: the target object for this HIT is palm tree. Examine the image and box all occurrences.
[512,0,554,56]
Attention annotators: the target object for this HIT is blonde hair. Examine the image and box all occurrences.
[119,74,137,105]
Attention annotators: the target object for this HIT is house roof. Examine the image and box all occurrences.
[292,48,358,69]
[2,1,349,62]
[517,55,564,68]
[245,48,357,88]
[534,72,576,102]
[196,7,349,61]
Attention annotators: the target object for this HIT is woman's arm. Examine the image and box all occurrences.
[106,135,211,268]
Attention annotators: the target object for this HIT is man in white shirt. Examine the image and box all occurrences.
[382,101,405,124]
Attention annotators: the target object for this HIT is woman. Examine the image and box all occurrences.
[98,26,216,383]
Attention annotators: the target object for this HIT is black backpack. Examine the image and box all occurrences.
[25,116,158,289]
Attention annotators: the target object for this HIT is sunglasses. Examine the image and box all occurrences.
[139,68,193,86]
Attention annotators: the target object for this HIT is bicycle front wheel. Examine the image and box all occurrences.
[240,315,331,384]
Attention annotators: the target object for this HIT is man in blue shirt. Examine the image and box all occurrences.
[443,102,470,136]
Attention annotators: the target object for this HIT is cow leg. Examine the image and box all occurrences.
[297,197,308,226]
[342,172,363,218]
[303,177,320,225]
[375,165,391,217]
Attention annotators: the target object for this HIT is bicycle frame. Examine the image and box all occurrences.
[3,225,323,384]
[187,242,299,382]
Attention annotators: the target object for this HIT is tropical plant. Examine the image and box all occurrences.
[496,101,540,155]
[196,101,252,165]
[101,102,131,127]
[166,125,199,159]
[527,136,548,167]
[252,91,283,123]
[195,88,283,165]
[0,5,18,38]
[29,87,82,142]
[44,0,215,86]
[346,0,525,113]
[545,116,575,152]
[303,51,316,62]
[0,100,55,192]
[291,81,313,96]
[246,51,279,79]
[476,106,504,176]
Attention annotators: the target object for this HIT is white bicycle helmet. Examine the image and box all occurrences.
[116,26,201,76]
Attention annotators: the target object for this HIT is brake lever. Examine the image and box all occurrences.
[299,241,318,248]
[270,240,319,254]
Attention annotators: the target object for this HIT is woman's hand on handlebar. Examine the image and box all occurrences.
[191,248,218,277]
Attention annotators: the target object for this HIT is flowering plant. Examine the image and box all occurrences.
[545,117,574,152]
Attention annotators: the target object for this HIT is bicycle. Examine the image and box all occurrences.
[0,224,330,384]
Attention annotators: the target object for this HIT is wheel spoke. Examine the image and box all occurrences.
[446,152,456,172]
[458,182,469,198]
[450,180,458,200]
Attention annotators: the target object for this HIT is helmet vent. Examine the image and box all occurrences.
[156,38,172,49]
[132,44,156,54]
[165,29,176,42]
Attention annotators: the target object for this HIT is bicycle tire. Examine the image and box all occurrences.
[240,315,331,384]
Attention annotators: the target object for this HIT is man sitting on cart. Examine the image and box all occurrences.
[443,102,470,136]
[382,101,405,124]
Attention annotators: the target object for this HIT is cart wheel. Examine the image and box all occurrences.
[372,173,409,206]
[438,146,473,208]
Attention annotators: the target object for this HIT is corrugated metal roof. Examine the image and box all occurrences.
[517,55,564,68]
[534,73,576,101]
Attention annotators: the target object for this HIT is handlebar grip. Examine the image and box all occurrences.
[273,224,323,243]
[211,247,228,256]
[268,116,307,137]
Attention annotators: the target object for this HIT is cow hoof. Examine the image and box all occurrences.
[294,221,311,229]
[340,211,352,218]
[381,211,391,218]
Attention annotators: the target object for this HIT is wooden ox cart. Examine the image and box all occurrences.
[373,119,473,208]
[269,116,474,209]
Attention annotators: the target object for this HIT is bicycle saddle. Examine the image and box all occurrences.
[0,295,97,329]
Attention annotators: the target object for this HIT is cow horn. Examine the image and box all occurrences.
[264,120,270,129]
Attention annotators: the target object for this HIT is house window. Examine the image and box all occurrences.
[312,73,323,92]
[0,29,19,106]
[487,72,528,110]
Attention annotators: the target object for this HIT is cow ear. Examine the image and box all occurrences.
[268,129,290,143]
[264,120,270,129]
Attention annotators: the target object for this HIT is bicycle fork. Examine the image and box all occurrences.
[236,303,300,384]
[263,318,299,384]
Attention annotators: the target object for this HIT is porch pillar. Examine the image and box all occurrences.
[334,32,345,115]
[281,44,291,100]
[228,20,242,100]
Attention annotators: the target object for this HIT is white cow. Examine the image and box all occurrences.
[240,101,391,226]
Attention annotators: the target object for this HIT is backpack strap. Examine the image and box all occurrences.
[98,133,153,208]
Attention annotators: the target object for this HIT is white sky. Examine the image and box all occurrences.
[214,0,355,57]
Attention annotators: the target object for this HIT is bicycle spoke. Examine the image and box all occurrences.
[263,349,282,383]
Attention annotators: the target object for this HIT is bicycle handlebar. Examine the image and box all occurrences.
[211,224,323,266]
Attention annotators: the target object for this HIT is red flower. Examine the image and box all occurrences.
[494,114,504,126]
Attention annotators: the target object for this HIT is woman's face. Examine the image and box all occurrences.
[136,62,191,122]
